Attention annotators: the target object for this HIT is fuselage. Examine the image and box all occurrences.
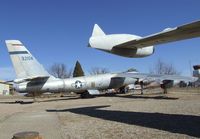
[15,73,137,93]
[89,34,154,58]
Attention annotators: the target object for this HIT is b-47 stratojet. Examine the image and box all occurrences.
[5,40,198,98]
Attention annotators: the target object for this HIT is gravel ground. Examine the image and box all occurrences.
[0,89,200,139]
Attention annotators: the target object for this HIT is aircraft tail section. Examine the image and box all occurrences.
[5,40,51,79]
[92,24,106,37]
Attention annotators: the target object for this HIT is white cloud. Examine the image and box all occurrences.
[0,67,16,80]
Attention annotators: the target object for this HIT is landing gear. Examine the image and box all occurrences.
[33,92,37,102]
[163,87,168,94]
[80,91,93,98]
[118,86,129,94]
[140,81,144,95]
[161,84,168,94]
[32,92,40,102]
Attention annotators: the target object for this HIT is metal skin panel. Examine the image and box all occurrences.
[16,73,136,93]
[89,34,154,57]
[89,34,141,51]
[16,78,64,93]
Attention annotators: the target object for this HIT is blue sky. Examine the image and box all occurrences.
[0,0,200,80]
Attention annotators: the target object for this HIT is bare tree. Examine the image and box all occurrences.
[149,59,180,75]
[49,63,72,78]
[90,67,110,75]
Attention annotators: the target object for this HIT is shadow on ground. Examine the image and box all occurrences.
[0,101,34,104]
[38,96,81,102]
[115,95,179,100]
[0,96,81,104]
[47,105,200,138]
[95,93,179,100]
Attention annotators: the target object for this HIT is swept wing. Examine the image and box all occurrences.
[116,72,197,83]
[114,20,200,49]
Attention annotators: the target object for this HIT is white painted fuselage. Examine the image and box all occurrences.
[89,34,154,58]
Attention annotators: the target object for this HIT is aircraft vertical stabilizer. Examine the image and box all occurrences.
[92,24,106,37]
[5,40,51,79]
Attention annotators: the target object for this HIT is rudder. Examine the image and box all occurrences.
[91,24,106,37]
[5,40,50,79]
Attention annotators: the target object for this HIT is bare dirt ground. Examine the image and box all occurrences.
[0,88,200,139]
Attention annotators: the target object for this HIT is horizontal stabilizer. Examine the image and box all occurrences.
[14,76,50,83]
[0,81,13,85]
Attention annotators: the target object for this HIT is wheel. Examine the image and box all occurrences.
[80,92,93,98]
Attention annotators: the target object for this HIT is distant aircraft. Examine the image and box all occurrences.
[5,40,198,98]
[88,20,200,58]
